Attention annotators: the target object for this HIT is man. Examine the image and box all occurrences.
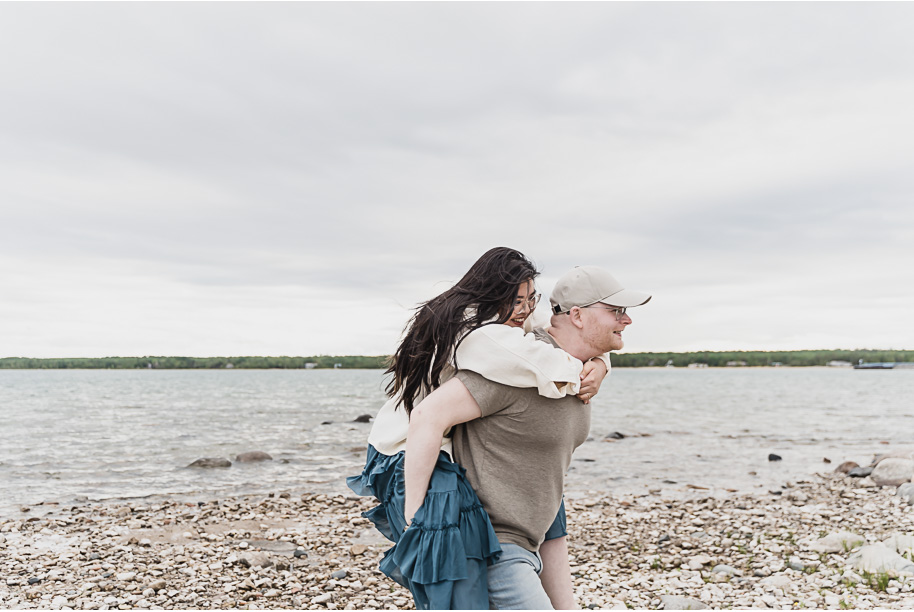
[404,265,651,609]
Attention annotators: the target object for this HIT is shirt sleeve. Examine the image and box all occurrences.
[454,325,584,399]
[455,370,516,417]
[592,352,612,376]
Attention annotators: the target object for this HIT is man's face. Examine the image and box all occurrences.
[580,302,632,352]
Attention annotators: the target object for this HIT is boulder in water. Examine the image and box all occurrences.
[235,451,273,463]
[187,457,231,469]
[353,414,373,423]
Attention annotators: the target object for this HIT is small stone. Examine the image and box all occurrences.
[605,431,626,439]
[149,580,166,592]
[848,466,874,478]
[712,564,742,576]
[761,574,792,589]
[28,577,42,585]
[293,548,308,558]
[352,414,373,423]
[264,589,280,598]
[331,570,348,580]
[834,461,859,474]
[768,453,782,461]
[349,544,367,556]
[313,593,332,604]
[116,572,137,582]
[238,552,273,568]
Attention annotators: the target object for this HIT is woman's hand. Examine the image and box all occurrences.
[576,358,608,404]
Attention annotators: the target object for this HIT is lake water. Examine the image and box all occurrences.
[1,367,911,518]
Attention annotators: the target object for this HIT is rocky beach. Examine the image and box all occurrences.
[3,459,913,610]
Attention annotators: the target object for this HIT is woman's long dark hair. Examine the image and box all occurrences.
[386,247,539,415]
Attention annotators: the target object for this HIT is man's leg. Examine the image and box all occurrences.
[487,543,555,610]
[539,536,576,609]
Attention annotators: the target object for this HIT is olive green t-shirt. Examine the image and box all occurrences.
[453,329,591,552]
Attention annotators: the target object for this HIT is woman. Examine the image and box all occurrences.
[347,247,608,609]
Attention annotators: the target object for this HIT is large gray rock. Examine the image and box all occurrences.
[187,457,231,468]
[659,595,709,610]
[234,451,273,463]
[871,458,914,486]
[809,531,864,553]
[848,544,914,574]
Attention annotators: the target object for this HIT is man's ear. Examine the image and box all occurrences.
[567,307,586,329]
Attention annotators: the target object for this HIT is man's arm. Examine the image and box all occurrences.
[539,536,577,609]
[404,377,482,524]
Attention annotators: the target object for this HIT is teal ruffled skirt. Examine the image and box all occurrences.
[346,445,502,609]
[347,445,568,609]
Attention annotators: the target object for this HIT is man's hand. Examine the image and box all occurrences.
[576,358,608,404]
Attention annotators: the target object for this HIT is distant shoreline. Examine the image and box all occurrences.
[2,349,912,369]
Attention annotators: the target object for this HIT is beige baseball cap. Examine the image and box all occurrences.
[550,266,652,314]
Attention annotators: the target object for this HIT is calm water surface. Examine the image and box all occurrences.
[1,367,910,518]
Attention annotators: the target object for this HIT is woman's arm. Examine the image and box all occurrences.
[577,357,608,404]
[455,325,584,398]
[403,377,482,524]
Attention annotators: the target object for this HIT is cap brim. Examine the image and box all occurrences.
[602,289,652,307]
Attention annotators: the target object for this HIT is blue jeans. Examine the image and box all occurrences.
[487,543,554,610]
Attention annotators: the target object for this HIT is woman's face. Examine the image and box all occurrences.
[504,279,538,328]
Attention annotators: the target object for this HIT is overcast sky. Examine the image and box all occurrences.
[2,3,913,358]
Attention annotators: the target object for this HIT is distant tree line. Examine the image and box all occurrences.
[0,355,389,370]
[2,350,912,370]
[610,349,914,368]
